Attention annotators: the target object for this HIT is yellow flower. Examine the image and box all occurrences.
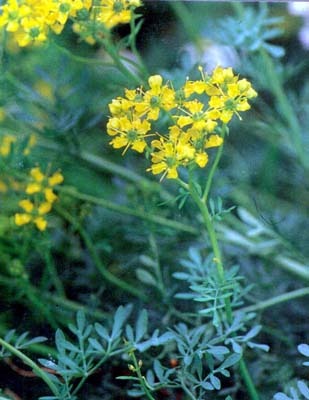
[97,0,141,30]
[38,202,52,215]
[45,188,58,203]
[14,165,63,231]
[0,135,17,157]
[205,134,223,149]
[30,167,45,182]
[26,182,41,194]
[15,213,32,226]
[33,216,47,231]
[135,75,176,121]
[18,199,34,213]
[107,116,151,154]
[177,100,218,133]
[48,171,64,186]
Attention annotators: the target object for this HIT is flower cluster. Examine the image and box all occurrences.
[106,66,257,180]
[72,0,141,45]
[0,0,141,47]
[14,167,64,231]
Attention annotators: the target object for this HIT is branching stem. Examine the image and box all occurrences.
[0,338,59,396]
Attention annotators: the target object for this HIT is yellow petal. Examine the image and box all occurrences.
[26,182,41,194]
[38,202,52,215]
[15,213,32,226]
[205,134,223,148]
[167,167,178,179]
[18,199,34,213]
[132,140,146,153]
[48,171,64,186]
[30,167,45,182]
[195,152,208,168]
[34,217,47,231]
[45,188,57,203]
[148,75,163,90]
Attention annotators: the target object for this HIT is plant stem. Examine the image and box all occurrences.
[100,37,142,85]
[202,126,226,202]
[56,206,148,301]
[59,185,196,235]
[179,179,260,400]
[129,351,156,400]
[0,338,59,396]
[240,287,309,314]
[43,245,66,298]
[129,14,149,80]
[239,359,259,400]
[187,180,233,321]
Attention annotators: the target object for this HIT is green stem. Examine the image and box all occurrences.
[59,185,196,235]
[180,179,260,400]
[240,287,309,314]
[43,246,66,298]
[129,14,149,80]
[100,37,142,85]
[239,359,259,400]
[202,127,226,202]
[129,351,156,400]
[0,338,59,396]
[56,206,147,301]
[186,180,226,283]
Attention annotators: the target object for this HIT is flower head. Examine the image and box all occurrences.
[106,66,257,181]
[14,167,63,231]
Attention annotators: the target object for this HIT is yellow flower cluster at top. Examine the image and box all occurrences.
[14,167,64,231]
[0,0,141,47]
[106,66,257,180]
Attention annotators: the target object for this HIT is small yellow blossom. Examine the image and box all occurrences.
[14,166,64,231]
[45,188,58,203]
[33,216,47,231]
[18,199,34,213]
[38,202,52,215]
[15,213,32,226]
[26,182,42,194]
[0,135,17,157]
[135,75,176,120]
[48,171,64,186]
[30,167,45,182]
[107,117,151,153]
